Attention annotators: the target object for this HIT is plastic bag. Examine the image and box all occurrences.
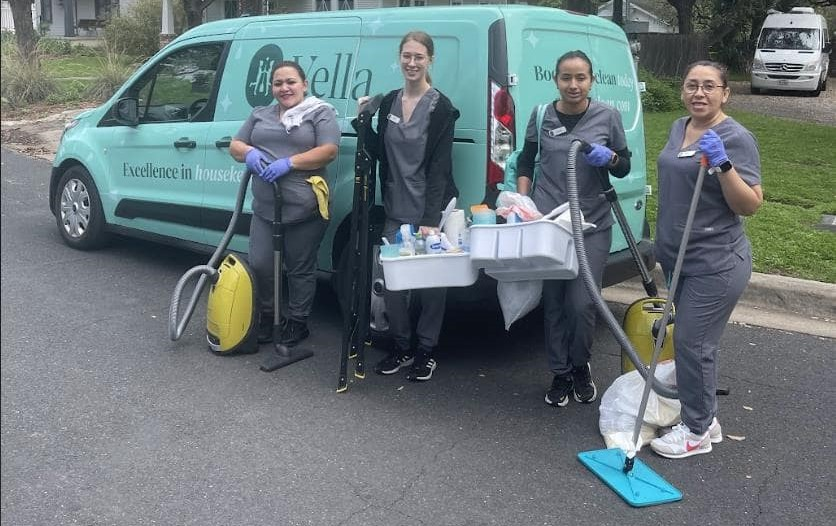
[496,191,543,222]
[598,361,681,452]
[497,279,542,331]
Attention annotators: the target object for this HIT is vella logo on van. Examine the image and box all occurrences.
[246,45,372,107]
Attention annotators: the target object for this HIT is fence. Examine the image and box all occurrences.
[1,1,38,32]
[630,33,709,77]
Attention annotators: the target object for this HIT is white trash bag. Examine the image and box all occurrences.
[599,360,681,451]
[496,279,542,331]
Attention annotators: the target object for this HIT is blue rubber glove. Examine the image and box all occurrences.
[245,148,268,175]
[699,129,729,168]
[583,143,615,167]
[261,157,293,183]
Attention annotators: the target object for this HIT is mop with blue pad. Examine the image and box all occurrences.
[566,140,708,506]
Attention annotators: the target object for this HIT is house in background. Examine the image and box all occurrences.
[28,0,530,37]
[597,0,675,33]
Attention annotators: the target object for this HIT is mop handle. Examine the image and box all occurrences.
[629,156,709,455]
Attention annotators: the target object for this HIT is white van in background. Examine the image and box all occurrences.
[751,7,831,96]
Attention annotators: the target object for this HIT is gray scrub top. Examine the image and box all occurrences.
[527,100,627,230]
[655,116,761,275]
[235,103,340,222]
[383,88,439,225]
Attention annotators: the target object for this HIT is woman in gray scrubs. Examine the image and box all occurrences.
[650,61,763,459]
[516,50,631,408]
[230,61,340,348]
[359,31,459,382]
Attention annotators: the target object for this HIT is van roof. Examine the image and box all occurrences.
[761,11,825,29]
[175,5,614,42]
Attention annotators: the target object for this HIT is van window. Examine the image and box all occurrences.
[758,28,820,50]
[129,43,225,124]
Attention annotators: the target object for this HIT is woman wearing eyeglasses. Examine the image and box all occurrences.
[357,30,459,381]
[649,60,763,459]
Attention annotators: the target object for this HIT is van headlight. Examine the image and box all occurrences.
[803,62,819,72]
[751,57,764,71]
[60,118,80,144]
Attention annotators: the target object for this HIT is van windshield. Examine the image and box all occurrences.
[758,28,820,50]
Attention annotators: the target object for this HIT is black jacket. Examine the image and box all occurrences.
[360,89,460,227]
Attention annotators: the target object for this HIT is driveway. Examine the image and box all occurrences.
[725,79,835,126]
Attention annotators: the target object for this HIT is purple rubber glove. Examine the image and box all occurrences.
[699,129,729,168]
[245,148,268,175]
[261,157,293,183]
[583,143,615,167]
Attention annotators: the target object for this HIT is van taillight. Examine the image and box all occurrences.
[487,81,515,189]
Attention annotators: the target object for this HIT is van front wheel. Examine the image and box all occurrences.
[54,166,109,250]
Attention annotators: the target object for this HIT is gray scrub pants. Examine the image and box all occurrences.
[383,219,447,355]
[667,249,752,435]
[543,227,611,376]
[248,213,328,322]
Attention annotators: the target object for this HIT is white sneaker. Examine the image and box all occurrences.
[650,422,712,459]
[709,417,723,444]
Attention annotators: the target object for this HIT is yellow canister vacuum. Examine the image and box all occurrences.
[592,160,674,373]
[169,169,259,355]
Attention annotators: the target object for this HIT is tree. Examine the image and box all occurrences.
[565,1,594,13]
[183,0,217,29]
[9,0,38,62]
[666,0,698,34]
[612,0,624,26]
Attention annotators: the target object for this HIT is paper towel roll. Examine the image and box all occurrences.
[442,209,467,248]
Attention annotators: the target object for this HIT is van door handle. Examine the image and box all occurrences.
[174,138,196,149]
[215,136,231,148]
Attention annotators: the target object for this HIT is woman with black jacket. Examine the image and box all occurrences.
[358,30,459,381]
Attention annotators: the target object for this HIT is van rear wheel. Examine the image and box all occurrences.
[54,166,110,250]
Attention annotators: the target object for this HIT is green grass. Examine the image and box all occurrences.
[644,110,836,283]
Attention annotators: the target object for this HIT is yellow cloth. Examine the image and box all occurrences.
[306,176,330,220]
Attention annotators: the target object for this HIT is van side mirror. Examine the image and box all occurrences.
[114,98,139,126]
[824,42,832,54]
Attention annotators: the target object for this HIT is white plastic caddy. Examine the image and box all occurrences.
[380,252,478,291]
[469,204,579,282]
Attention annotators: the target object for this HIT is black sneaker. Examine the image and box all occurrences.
[545,373,573,407]
[257,313,275,344]
[373,353,414,375]
[572,362,598,403]
[405,354,437,382]
[279,319,309,347]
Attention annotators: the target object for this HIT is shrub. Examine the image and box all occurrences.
[0,47,55,106]
[103,0,163,59]
[37,37,73,56]
[638,67,681,113]
[84,48,137,101]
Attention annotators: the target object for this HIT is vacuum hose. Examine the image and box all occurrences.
[565,140,677,399]
[169,169,253,341]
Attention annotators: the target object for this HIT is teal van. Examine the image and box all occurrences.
[50,5,652,304]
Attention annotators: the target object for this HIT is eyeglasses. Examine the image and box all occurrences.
[400,52,428,64]
[683,82,726,94]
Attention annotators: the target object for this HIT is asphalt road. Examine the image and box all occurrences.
[2,149,834,526]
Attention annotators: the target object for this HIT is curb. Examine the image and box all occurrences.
[603,264,836,339]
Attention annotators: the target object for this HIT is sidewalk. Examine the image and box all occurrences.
[604,264,836,339]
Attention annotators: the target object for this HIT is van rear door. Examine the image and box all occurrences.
[504,9,648,256]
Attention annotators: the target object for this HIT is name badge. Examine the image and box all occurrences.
[548,126,567,138]
[677,150,697,158]
[387,114,401,124]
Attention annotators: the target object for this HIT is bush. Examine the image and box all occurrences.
[103,0,163,59]
[638,67,681,113]
[84,48,137,101]
[0,48,55,106]
[37,37,73,56]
